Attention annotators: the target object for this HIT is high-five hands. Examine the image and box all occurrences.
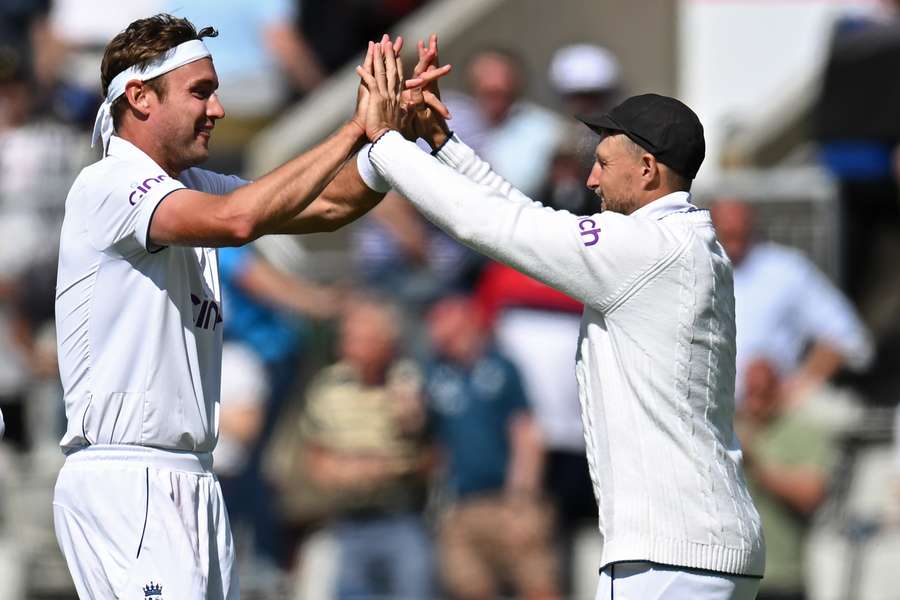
[355,34,452,144]
[405,34,453,150]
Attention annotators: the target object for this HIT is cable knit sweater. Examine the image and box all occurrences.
[369,131,765,577]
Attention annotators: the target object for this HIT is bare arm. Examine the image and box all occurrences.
[367,191,429,264]
[782,342,845,402]
[234,254,339,319]
[505,412,545,496]
[270,157,386,235]
[265,21,327,94]
[746,460,828,515]
[149,120,365,247]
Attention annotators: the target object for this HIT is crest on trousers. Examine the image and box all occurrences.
[143,582,162,599]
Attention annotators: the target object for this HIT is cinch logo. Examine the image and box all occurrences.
[191,294,223,331]
[143,581,163,599]
[578,217,602,247]
[129,174,169,205]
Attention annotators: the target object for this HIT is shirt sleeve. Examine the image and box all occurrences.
[368,132,680,312]
[180,168,250,195]
[790,253,874,371]
[84,164,185,254]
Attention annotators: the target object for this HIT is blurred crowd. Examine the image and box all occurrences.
[2,1,900,599]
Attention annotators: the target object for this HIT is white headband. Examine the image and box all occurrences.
[92,39,211,154]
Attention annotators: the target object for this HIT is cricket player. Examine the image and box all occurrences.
[52,15,443,598]
[358,38,766,599]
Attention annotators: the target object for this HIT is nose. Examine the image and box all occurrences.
[586,161,601,190]
[207,93,225,120]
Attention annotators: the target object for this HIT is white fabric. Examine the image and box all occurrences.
[214,343,269,477]
[53,445,237,599]
[92,40,211,154]
[495,308,585,451]
[550,44,621,94]
[733,242,873,399]
[595,562,760,600]
[56,135,249,454]
[356,144,391,193]
[369,131,766,576]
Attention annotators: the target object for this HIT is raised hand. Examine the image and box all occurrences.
[356,35,406,142]
[404,34,453,149]
[351,41,375,136]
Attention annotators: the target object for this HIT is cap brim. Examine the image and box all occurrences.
[577,113,625,135]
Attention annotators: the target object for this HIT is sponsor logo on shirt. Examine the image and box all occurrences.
[143,581,163,599]
[190,294,223,331]
[129,174,170,205]
[578,216,601,247]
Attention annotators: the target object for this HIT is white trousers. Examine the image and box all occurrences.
[595,562,760,600]
[53,445,237,600]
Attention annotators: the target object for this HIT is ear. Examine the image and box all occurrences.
[640,152,659,186]
[123,80,153,117]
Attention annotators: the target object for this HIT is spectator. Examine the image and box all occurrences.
[166,0,326,170]
[549,43,621,118]
[293,295,434,600]
[538,44,623,218]
[217,243,338,568]
[474,262,591,594]
[43,2,165,126]
[351,190,483,311]
[711,198,873,403]
[424,296,559,600]
[443,48,566,198]
[0,43,90,452]
[736,358,836,600]
[214,341,269,523]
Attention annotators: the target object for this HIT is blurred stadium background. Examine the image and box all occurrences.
[1,0,900,598]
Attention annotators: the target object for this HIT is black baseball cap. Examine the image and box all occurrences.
[579,93,705,179]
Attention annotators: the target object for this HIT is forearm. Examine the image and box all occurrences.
[230,121,365,239]
[796,342,845,384]
[369,131,601,304]
[505,415,544,495]
[266,23,326,92]
[273,158,385,234]
[237,259,336,319]
[748,461,828,514]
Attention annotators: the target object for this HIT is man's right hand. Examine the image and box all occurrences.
[405,34,453,150]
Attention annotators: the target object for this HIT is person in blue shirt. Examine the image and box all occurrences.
[218,243,337,568]
[423,295,560,600]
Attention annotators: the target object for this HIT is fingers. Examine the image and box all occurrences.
[381,37,398,99]
[406,63,451,88]
[412,44,433,78]
[424,90,451,119]
[396,54,405,96]
[393,35,404,54]
[373,43,388,97]
[363,40,374,73]
[355,65,377,91]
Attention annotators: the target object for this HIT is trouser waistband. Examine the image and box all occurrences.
[64,444,213,473]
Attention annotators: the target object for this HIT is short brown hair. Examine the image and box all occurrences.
[100,14,217,131]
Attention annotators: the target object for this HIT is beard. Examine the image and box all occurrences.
[596,190,633,215]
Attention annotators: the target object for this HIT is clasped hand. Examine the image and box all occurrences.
[354,34,452,147]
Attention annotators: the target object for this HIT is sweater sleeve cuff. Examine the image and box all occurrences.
[355,144,391,193]
[369,130,413,178]
[432,134,475,170]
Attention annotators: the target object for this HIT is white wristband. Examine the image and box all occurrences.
[356,145,391,193]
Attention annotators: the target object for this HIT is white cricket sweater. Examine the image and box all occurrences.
[370,132,766,577]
